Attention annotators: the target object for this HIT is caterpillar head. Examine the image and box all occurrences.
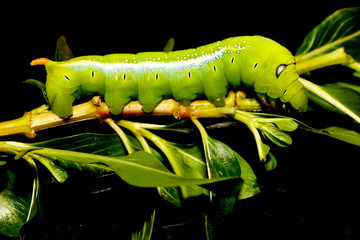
[268,63,308,112]
[245,36,308,112]
[30,58,81,118]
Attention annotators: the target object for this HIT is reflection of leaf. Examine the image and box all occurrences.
[299,78,360,123]
[296,8,360,60]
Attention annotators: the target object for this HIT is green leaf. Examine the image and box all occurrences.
[232,111,297,163]
[51,150,238,188]
[31,154,68,183]
[157,186,182,207]
[264,152,277,171]
[308,90,345,114]
[31,133,144,174]
[202,135,244,240]
[131,209,156,240]
[192,117,245,233]
[192,119,241,180]
[161,142,206,179]
[1,142,238,189]
[206,136,241,179]
[335,82,360,93]
[271,118,299,132]
[192,118,259,240]
[300,78,360,123]
[163,37,175,52]
[32,132,129,156]
[260,124,293,147]
[296,8,360,60]
[293,118,360,146]
[164,142,208,199]
[55,36,74,61]
[233,151,260,199]
[202,138,260,239]
[320,126,360,146]
[295,8,360,75]
[24,79,49,106]
[307,82,360,114]
[243,112,299,132]
[116,120,210,199]
[0,169,32,237]
[255,132,271,161]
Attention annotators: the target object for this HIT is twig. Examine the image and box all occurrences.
[295,47,357,75]
[104,118,135,154]
[0,97,110,138]
[0,91,261,138]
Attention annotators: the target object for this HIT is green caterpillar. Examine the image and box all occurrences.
[31,36,307,118]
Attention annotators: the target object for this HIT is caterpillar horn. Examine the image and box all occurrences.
[30,58,51,66]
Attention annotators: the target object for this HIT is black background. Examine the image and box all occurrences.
[2,2,360,239]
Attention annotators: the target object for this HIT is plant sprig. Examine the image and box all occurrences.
[1,7,360,240]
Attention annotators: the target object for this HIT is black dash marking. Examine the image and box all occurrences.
[64,75,70,81]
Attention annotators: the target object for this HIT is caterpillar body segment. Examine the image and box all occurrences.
[31,36,307,118]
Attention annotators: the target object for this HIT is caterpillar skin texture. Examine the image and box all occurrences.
[31,36,308,118]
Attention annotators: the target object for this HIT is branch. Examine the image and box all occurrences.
[295,47,358,75]
[0,97,110,138]
[0,91,261,138]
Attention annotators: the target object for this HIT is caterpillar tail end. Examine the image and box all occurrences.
[30,58,50,66]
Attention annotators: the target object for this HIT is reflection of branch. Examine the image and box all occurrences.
[0,91,261,138]
[296,47,359,74]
